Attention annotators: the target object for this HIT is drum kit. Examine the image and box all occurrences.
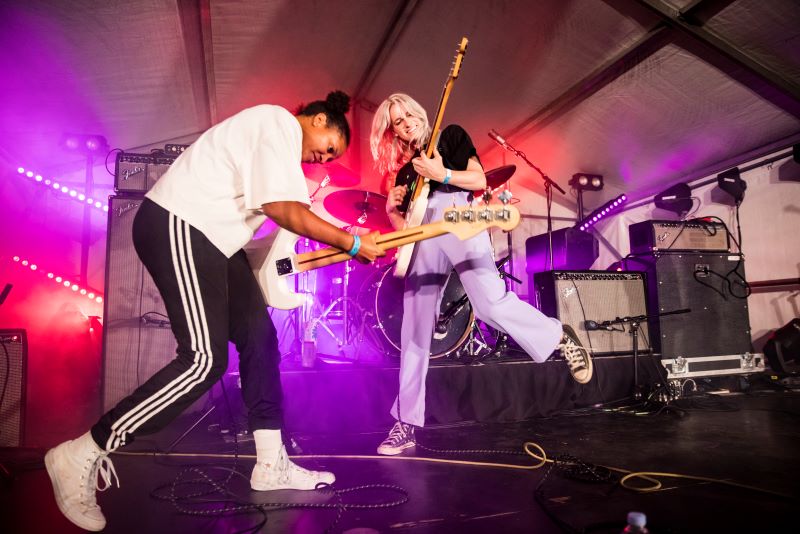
[284,164,520,366]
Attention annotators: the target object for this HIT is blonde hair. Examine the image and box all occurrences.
[370,93,431,176]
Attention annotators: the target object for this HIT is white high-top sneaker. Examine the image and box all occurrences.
[250,444,334,491]
[44,432,119,532]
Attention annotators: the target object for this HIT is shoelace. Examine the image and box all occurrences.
[559,341,589,370]
[385,423,410,445]
[273,446,316,484]
[81,454,119,509]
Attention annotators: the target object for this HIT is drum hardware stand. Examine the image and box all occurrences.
[304,254,380,363]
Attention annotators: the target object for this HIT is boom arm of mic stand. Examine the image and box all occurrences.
[502,144,566,195]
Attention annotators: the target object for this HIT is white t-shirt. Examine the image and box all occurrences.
[146,105,310,258]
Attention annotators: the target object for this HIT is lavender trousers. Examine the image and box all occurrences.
[391,190,563,427]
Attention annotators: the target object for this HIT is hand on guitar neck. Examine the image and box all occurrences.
[385,184,408,231]
[261,200,384,264]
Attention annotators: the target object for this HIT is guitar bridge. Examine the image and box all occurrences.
[276,258,294,276]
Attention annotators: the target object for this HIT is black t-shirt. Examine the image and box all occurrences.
[394,124,481,213]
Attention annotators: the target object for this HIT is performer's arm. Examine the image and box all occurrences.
[412,149,487,190]
[261,201,383,263]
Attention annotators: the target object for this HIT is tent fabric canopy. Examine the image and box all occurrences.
[1,0,799,211]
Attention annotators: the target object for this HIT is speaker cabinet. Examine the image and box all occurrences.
[0,329,27,447]
[533,271,650,355]
[623,253,751,358]
[102,196,180,412]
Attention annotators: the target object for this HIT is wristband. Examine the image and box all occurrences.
[443,168,452,185]
[347,235,361,257]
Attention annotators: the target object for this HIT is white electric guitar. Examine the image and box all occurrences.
[393,36,468,278]
[246,203,519,310]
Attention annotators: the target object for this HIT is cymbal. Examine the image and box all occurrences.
[323,189,391,230]
[485,164,516,189]
[302,162,360,187]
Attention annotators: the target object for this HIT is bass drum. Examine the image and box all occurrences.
[359,262,473,359]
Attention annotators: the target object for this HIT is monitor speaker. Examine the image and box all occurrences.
[0,329,27,447]
[533,271,649,355]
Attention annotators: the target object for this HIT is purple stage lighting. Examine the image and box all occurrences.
[577,193,628,232]
[15,166,108,212]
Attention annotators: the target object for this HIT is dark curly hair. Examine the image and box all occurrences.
[295,90,352,145]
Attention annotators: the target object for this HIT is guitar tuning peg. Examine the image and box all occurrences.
[498,190,513,204]
[481,189,492,204]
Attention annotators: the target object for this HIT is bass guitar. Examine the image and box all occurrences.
[393,36,468,278]
[246,202,518,310]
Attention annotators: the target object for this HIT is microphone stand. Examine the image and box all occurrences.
[591,308,691,400]
[493,139,566,270]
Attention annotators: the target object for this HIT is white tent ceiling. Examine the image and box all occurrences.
[2,0,799,212]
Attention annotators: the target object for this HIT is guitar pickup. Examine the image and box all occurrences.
[276,257,294,276]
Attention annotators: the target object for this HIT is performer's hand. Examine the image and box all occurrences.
[412,146,446,182]
[354,231,384,264]
[386,185,408,215]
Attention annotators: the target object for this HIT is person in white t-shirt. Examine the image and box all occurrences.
[44,91,383,532]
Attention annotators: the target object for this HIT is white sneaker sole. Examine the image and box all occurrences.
[377,441,416,456]
[45,448,105,532]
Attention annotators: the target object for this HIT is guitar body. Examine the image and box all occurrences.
[244,228,305,310]
[393,181,429,277]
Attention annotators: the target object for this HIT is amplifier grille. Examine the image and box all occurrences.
[534,271,650,355]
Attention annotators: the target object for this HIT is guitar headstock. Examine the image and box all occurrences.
[442,204,520,240]
[450,37,468,80]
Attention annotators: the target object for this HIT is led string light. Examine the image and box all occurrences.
[10,255,103,303]
[15,166,109,212]
[578,194,628,232]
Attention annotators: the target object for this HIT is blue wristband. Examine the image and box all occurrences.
[347,235,361,257]
[443,168,452,185]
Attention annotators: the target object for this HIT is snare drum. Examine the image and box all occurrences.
[358,262,473,359]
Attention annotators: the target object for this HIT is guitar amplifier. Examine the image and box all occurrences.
[533,271,650,355]
[114,152,176,194]
[629,220,729,254]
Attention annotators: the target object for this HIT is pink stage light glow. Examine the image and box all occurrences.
[11,255,103,303]
[16,166,109,212]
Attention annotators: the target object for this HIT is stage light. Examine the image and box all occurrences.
[9,254,103,302]
[569,173,604,191]
[13,165,108,212]
[577,193,628,232]
[717,168,747,204]
[61,133,108,155]
[654,182,692,215]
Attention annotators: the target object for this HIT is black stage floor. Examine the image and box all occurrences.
[2,374,799,533]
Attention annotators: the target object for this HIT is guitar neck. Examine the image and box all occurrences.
[293,223,450,273]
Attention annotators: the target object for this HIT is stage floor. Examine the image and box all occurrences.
[2,379,799,533]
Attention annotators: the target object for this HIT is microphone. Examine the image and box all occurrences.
[584,320,613,331]
[488,129,510,150]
